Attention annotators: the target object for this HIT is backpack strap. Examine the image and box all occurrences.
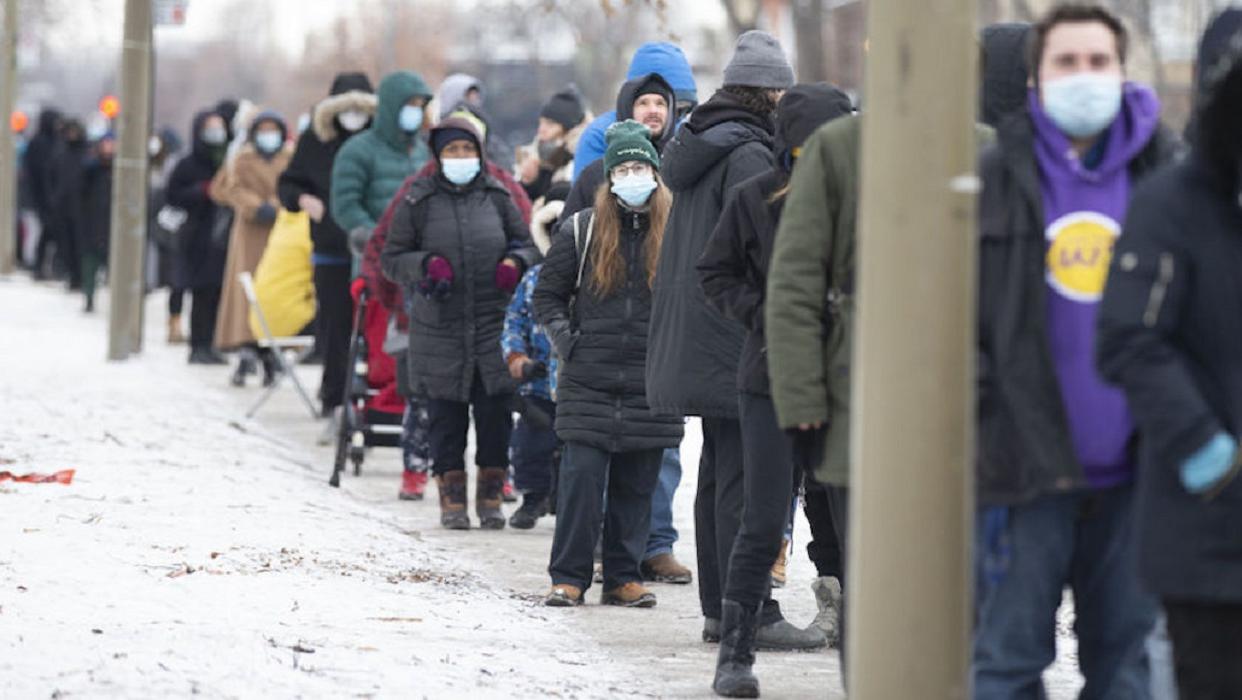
[572,211,595,293]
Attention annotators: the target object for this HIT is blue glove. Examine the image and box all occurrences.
[1180,432,1238,494]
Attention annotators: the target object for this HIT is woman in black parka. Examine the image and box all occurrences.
[534,120,683,609]
[381,115,540,531]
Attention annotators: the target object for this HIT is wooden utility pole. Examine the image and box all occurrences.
[849,0,978,697]
[107,0,152,360]
[0,0,17,275]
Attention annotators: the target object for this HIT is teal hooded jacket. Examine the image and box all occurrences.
[330,71,433,235]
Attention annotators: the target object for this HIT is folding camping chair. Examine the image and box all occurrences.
[238,271,320,420]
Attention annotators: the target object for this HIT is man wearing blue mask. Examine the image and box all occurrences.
[973,4,1178,697]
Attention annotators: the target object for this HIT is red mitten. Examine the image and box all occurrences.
[350,277,367,303]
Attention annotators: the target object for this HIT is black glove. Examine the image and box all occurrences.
[512,394,554,432]
[254,202,278,226]
[521,360,549,381]
[787,425,828,475]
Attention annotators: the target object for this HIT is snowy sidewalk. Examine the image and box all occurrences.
[0,278,841,699]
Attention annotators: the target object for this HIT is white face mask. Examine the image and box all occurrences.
[148,136,161,157]
[338,110,368,132]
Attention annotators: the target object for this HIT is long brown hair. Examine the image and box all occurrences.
[586,173,671,297]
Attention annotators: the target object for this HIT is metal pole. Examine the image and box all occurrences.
[107,0,152,360]
[849,1,978,697]
[0,0,17,275]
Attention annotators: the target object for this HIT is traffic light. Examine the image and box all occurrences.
[99,95,121,119]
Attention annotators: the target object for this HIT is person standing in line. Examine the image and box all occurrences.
[698,83,853,696]
[166,110,231,365]
[210,111,294,386]
[381,116,539,530]
[534,121,683,608]
[1097,9,1242,699]
[971,5,1177,696]
[647,31,819,650]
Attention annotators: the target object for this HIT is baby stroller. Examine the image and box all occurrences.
[329,281,405,487]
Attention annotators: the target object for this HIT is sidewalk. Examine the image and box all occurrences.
[0,278,842,699]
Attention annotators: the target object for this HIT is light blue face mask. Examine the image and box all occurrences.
[610,173,658,207]
[399,105,424,133]
[1041,73,1123,139]
[254,131,283,154]
[441,157,480,185]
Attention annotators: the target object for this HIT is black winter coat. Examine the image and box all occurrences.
[646,92,776,418]
[1097,154,1242,603]
[976,109,1176,507]
[48,140,88,251]
[697,168,784,396]
[165,112,228,290]
[278,73,374,259]
[381,172,540,403]
[76,159,113,256]
[23,110,61,217]
[533,206,684,452]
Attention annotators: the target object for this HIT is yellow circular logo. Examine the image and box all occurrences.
[1045,212,1120,303]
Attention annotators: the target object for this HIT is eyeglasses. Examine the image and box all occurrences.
[610,162,653,179]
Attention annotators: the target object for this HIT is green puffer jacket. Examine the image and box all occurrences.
[765,116,860,487]
[767,116,992,487]
[330,71,433,235]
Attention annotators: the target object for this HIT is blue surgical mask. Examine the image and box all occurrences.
[610,173,658,207]
[1041,73,1123,139]
[399,105,424,133]
[441,157,480,185]
[254,131,283,154]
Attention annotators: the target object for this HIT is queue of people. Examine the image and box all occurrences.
[12,4,1242,697]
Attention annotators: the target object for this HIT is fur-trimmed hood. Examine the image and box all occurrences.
[313,90,378,143]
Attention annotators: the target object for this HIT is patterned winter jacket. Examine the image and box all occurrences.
[501,265,557,401]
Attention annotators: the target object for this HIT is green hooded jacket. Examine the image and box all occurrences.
[766,115,991,486]
[330,70,433,235]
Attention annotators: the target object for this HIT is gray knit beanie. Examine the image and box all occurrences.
[723,30,795,89]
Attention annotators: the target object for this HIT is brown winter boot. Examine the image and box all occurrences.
[601,581,657,608]
[641,552,693,584]
[475,467,507,530]
[167,314,186,344]
[435,471,470,530]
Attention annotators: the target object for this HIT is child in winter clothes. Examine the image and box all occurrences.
[501,261,560,530]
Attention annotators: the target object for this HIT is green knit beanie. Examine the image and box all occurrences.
[603,119,660,174]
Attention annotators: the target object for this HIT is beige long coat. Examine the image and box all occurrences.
[210,143,293,350]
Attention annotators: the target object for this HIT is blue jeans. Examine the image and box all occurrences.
[972,483,1157,700]
[643,447,681,560]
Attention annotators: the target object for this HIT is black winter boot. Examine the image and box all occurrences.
[713,600,761,698]
[260,350,280,388]
[508,492,548,530]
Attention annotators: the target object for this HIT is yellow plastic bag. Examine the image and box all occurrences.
[248,209,316,339]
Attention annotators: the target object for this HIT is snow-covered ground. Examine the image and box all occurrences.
[1,277,1095,698]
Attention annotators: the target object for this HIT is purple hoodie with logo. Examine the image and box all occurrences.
[1030,83,1161,489]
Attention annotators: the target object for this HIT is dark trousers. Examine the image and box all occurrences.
[549,441,663,591]
[724,393,798,608]
[803,475,844,580]
[972,484,1156,699]
[169,288,184,316]
[695,416,781,624]
[510,396,558,495]
[189,286,221,351]
[313,264,352,413]
[425,368,512,475]
[1164,600,1242,699]
[826,484,849,676]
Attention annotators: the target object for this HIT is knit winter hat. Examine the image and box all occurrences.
[604,119,660,173]
[540,86,586,131]
[723,30,794,89]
